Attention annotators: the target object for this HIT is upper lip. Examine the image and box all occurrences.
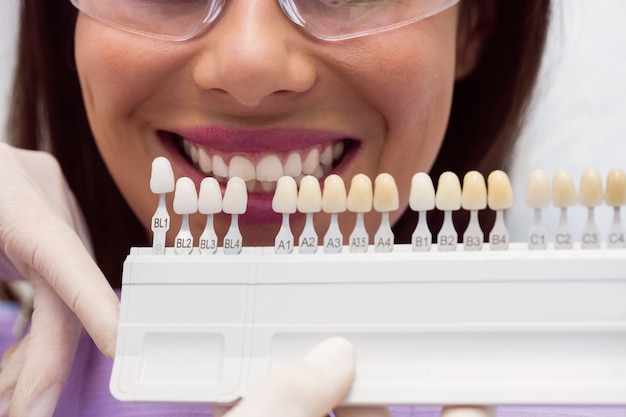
[170,126,354,152]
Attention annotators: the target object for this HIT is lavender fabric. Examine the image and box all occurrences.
[1,303,624,417]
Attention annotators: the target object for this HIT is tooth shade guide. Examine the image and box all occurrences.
[579,169,603,208]
[274,213,295,254]
[172,177,198,255]
[348,215,369,253]
[117,240,626,406]
[608,206,625,249]
[462,171,487,251]
[323,215,343,253]
[322,175,347,253]
[579,169,603,249]
[298,213,318,254]
[272,176,298,214]
[297,176,322,254]
[409,173,435,252]
[487,170,514,211]
[150,157,175,255]
[273,177,298,254]
[146,162,626,254]
[151,194,169,255]
[150,157,175,194]
[528,206,548,250]
[323,220,344,252]
[222,177,248,215]
[347,174,373,253]
[552,170,577,250]
[605,169,626,207]
[487,170,513,251]
[198,177,222,255]
[435,172,462,251]
[524,170,550,250]
[223,177,247,254]
[373,174,398,253]
[606,169,626,248]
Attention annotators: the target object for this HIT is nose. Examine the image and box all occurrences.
[192,1,316,107]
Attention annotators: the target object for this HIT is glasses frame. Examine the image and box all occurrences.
[69,0,461,42]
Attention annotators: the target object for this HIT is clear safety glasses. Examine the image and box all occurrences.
[69,0,461,42]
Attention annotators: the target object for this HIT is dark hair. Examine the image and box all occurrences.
[8,0,550,287]
[393,0,551,242]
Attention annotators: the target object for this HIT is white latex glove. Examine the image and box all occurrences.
[0,143,119,416]
[212,337,390,417]
[441,406,496,417]
[211,335,493,417]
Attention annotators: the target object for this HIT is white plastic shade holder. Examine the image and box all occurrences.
[110,242,626,406]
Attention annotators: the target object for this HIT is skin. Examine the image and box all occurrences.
[75,0,481,247]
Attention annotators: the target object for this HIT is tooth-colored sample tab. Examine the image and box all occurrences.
[297,175,322,213]
[347,174,373,213]
[461,171,487,211]
[552,170,577,208]
[322,174,347,213]
[409,172,435,212]
[525,169,550,209]
[173,177,198,215]
[373,173,399,212]
[606,169,626,207]
[198,177,222,215]
[150,157,175,194]
[222,177,248,214]
[435,172,461,211]
[272,176,298,214]
[579,169,604,207]
[487,170,513,210]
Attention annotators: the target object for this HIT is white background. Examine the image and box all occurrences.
[1,1,625,241]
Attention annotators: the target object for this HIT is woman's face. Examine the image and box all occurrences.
[75,1,472,245]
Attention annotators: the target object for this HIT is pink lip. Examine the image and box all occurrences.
[173,126,352,152]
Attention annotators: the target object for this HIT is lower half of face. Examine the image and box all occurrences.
[74,4,459,247]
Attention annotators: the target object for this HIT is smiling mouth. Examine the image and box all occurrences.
[172,134,353,193]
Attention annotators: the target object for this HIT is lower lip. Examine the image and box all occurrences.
[161,135,349,225]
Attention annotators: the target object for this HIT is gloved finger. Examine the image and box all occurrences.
[225,337,355,417]
[0,144,119,357]
[441,406,496,417]
[0,337,27,370]
[8,271,82,417]
[334,406,392,417]
[210,404,235,417]
[0,337,29,415]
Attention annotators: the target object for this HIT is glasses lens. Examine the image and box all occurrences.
[72,0,212,40]
[290,0,459,40]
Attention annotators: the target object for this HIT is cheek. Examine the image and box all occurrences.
[347,30,457,221]
[74,16,194,232]
[74,16,190,143]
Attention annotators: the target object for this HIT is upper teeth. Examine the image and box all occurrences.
[182,138,345,191]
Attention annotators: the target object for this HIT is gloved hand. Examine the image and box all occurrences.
[212,336,391,417]
[211,336,494,417]
[0,143,120,416]
[441,406,496,417]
